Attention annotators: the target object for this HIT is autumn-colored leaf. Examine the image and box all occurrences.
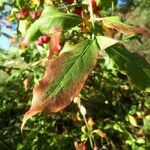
[49,27,62,58]
[92,129,107,138]
[21,39,99,131]
[101,16,150,36]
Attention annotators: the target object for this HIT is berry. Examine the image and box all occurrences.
[42,35,50,43]
[16,8,29,19]
[38,36,45,44]
[93,146,99,150]
[20,8,29,18]
[37,40,43,46]
[65,0,74,4]
[31,11,42,20]
[56,45,62,51]
[37,35,51,46]
[5,24,11,28]
[74,7,82,16]
[92,0,99,13]
[82,143,87,150]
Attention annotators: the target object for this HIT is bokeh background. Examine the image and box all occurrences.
[0,0,150,149]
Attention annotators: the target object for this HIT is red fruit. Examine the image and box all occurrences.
[56,45,62,51]
[20,8,29,18]
[37,35,50,46]
[37,40,43,46]
[42,35,50,43]
[30,12,36,20]
[65,0,74,4]
[82,143,87,150]
[31,11,42,20]
[74,7,82,16]
[5,24,11,28]
[36,11,42,17]
[38,36,44,44]
[87,0,99,13]
[92,0,99,13]
[93,146,99,150]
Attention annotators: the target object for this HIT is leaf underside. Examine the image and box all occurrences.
[21,39,99,131]
[96,35,119,50]
[102,16,150,35]
[106,44,150,91]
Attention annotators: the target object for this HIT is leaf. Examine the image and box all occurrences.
[49,27,62,58]
[96,35,119,50]
[144,115,150,134]
[29,0,41,6]
[22,6,82,45]
[97,0,118,8]
[105,44,150,91]
[21,39,99,131]
[128,115,137,127]
[18,20,30,36]
[15,0,25,8]
[101,16,150,36]
[0,0,13,7]
[92,129,107,138]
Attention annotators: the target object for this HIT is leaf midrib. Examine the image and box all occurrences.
[44,40,93,98]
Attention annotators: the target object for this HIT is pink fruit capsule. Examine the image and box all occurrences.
[42,35,50,43]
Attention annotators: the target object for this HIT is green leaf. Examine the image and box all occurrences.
[0,0,13,7]
[144,115,150,135]
[15,0,25,8]
[105,44,150,91]
[96,35,119,50]
[101,16,150,35]
[23,6,82,44]
[81,134,88,142]
[97,0,118,8]
[21,39,99,131]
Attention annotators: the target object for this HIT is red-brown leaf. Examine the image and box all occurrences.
[21,39,99,131]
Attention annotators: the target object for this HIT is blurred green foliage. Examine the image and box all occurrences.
[0,47,150,149]
[0,0,150,149]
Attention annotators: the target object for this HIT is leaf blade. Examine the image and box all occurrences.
[23,6,82,44]
[105,44,150,91]
[96,35,119,50]
[21,39,99,130]
[101,16,150,35]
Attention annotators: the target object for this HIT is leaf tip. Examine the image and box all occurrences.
[21,107,42,132]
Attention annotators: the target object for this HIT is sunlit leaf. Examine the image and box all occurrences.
[96,35,119,50]
[101,16,150,35]
[18,20,30,36]
[21,39,99,131]
[29,0,41,6]
[106,44,150,91]
[92,129,107,138]
[128,115,137,127]
[22,6,82,45]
